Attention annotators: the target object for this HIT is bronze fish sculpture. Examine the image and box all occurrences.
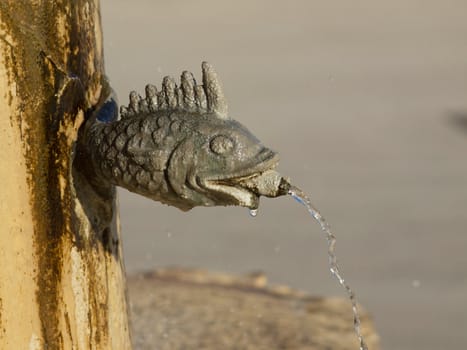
[79,62,289,211]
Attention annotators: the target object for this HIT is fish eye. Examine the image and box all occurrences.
[209,135,235,155]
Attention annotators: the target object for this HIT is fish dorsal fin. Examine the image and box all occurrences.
[120,62,228,120]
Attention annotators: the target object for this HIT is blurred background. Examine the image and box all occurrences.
[100,1,467,349]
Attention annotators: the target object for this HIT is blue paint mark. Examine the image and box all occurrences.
[97,98,119,123]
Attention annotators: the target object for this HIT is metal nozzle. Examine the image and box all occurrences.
[240,170,291,198]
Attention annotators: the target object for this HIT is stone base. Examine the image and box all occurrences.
[128,268,381,350]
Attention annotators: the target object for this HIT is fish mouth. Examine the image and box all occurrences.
[200,148,281,209]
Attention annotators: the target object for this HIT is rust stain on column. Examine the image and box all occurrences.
[0,1,129,348]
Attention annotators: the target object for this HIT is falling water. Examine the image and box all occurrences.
[249,209,258,217]
[288,185,368,350]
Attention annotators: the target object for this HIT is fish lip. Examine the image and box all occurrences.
[201,149,279,208]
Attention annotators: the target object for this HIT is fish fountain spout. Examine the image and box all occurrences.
[77,62,289,213]
[75,62,369,349]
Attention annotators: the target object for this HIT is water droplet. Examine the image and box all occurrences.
[412,279,421,288]
[288,184,368,350]
[249,209,258,217]
[167,231,172,238]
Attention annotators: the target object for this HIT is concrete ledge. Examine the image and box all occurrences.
[128,268,381,349]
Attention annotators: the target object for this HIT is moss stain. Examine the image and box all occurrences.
[0,0,109,347]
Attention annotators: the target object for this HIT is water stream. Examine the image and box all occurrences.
[288,185,368,350]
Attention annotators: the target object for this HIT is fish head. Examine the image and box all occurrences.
[166,112,282,210]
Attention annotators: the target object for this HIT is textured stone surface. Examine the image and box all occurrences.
[0,2,131,348]
[128,268,381,350]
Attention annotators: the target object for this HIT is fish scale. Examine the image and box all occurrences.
[92,113,177,198]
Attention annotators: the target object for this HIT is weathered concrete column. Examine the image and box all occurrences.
[0,1,131,349]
